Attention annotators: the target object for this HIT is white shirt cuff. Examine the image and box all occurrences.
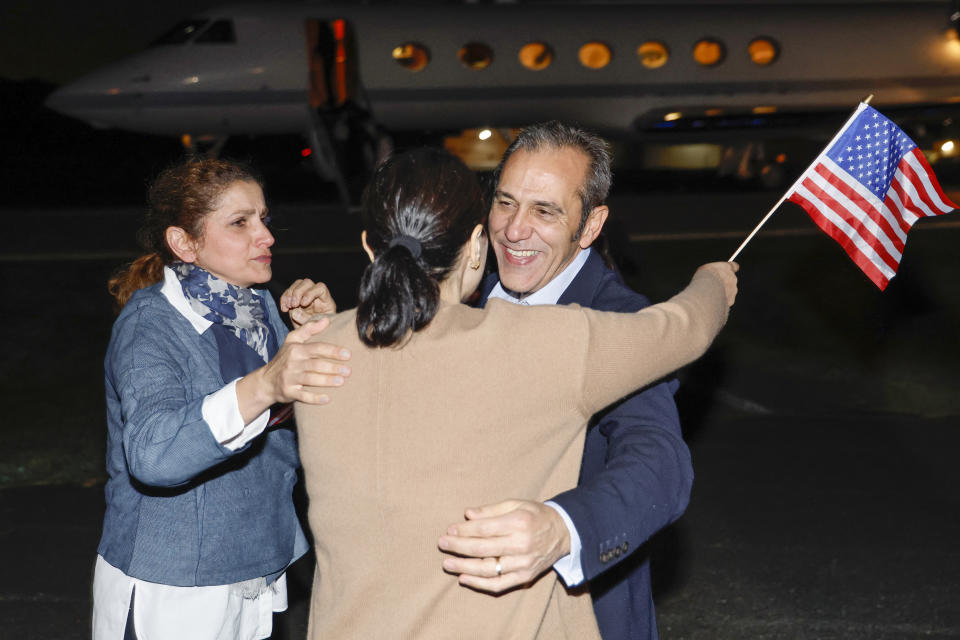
[202,378,271,451]
[544,500,585,587]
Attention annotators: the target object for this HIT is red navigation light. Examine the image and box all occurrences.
[301,148,313,158]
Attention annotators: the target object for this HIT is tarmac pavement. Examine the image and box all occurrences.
[2,408,958,638]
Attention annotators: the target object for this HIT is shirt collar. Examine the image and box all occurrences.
[488,247,591,306]
[161,266,213,335]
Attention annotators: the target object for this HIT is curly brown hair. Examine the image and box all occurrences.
[108,158,262,309]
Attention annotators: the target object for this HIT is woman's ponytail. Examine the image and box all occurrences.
[357,243,438,347]
[355,148,486,348]
[107,252,166,310]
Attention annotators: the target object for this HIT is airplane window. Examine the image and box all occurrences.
[195,20,236,44]
[392,43,430,72]
[579,42,612,69]
[459,43,494,70]
[637,42,669,69]
[748,38,779,65]
[693,39,725,66]
[518,43,552,71]
[151,19,210,45]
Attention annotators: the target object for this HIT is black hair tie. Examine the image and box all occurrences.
[388,234,423,259]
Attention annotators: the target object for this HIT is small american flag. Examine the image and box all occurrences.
[786,103,957,289]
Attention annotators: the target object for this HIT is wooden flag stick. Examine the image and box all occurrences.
[727,95,874,262]
[726,193,790,262]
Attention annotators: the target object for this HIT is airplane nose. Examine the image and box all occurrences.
[44,82,115,129]
[42,60,151,130]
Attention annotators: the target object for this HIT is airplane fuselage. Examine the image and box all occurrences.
[46,2,960,137]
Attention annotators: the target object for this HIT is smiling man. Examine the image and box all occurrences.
[438,121,693,640]
[488,141,608,298]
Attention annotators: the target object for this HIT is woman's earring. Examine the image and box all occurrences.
[470,259,481,270]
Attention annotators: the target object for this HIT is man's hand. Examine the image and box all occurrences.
[280,279,337,328]
[438,499,570,593]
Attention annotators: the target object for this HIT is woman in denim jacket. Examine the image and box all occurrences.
[92,158,349,640]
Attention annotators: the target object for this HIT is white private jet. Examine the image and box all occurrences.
[45,1,960,195]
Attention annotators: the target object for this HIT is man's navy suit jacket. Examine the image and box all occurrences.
[479,249,693,640]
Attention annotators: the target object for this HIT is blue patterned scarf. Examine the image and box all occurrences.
[171,262,271,362]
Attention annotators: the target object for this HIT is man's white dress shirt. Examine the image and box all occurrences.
[487,248,590,587]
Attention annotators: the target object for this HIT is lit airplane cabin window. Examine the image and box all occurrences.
[392,43,430,71]
[693,39,725,66]
[637,41,669,69]
[459,42,494,69]
[518,42,552,70]
[579,42,612,69]
[748,38,779,65]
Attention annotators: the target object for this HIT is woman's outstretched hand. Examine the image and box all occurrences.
[696,261,739,307]
[280,278,337,328]
[236,318,352,423]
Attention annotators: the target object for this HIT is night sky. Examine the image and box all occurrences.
[2,0,224,83]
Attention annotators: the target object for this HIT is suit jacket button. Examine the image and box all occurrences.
[614,547,622,557]
[621,542,629,552]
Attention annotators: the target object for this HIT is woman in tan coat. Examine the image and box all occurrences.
[295,148,738,639]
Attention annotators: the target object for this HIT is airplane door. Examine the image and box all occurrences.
[305,18,381,204]
[306,18,359,109]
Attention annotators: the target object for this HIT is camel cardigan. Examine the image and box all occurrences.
[294,269,729,639]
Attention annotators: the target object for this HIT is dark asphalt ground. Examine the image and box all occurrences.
[2,192,958,638]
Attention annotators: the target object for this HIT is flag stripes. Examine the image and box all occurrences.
[907,151,956,213]
[785,105,956,289]
[893,151,954,217]
[790,183,896,288]
[809,161,905,256]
